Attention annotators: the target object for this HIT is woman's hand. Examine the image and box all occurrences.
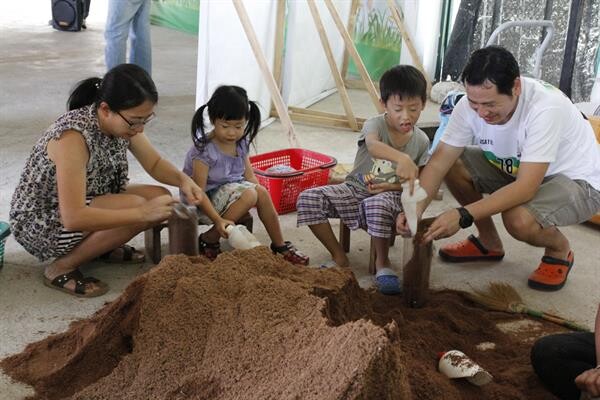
[215,218,235,239]
[140,194,177,223]
[180,177,205,205]
[575,367,600,398]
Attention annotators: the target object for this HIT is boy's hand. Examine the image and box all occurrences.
[395,212,412,237]
[575,368,600,398]
[215,218,235,239]
[395,154,418,192]
[368,182,402,194]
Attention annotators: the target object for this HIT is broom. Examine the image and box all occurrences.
[465,282,589,332]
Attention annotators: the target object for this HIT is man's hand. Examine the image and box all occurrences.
[422,208,461,244]
[575,367,600,398]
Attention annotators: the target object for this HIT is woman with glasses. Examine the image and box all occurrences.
[9,64,205,297]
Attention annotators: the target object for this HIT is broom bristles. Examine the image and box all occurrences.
[466,282,524,313]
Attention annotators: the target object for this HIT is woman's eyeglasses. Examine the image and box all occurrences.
[116,111,155,129]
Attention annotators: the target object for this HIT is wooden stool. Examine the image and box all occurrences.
[338,223,395,275]
[144,211,254,264]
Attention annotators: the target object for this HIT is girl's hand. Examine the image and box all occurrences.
[140,194,177,223]
[215,218,235,239]
[181,178,205,205]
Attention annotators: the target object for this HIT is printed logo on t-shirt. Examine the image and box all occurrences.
[483,150,520,176]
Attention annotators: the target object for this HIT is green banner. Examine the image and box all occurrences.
[150,0,199,35]
[348,2,402,82]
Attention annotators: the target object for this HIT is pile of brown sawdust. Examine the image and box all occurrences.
[1,247,563,399]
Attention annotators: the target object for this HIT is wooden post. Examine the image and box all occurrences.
[341,0,360,82]
[307,0,358,131]
[232,0,300,147]
[385,0,431,93]
[271,0,286,117]
[323,0,383,113]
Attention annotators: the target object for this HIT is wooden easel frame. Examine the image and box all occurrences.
[233,0,428,142]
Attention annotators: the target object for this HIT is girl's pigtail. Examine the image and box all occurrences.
[244,101,261,146]
[191,104,209,150]
[67,77,102,111]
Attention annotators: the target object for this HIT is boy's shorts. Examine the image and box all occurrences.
[461,146,600,228]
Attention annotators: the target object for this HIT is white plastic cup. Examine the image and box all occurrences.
[438,350,493,386]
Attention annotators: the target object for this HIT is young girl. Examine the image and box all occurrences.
[9,64,205,298]
[183,85,308,265]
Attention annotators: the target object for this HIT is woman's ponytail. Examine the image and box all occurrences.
[67,77,102,110]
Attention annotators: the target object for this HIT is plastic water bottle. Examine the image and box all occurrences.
[226,225,261,250]
[400,179,428,236]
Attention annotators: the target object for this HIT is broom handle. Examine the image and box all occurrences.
[525,309,590,332]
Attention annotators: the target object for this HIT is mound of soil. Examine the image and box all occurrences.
[1,247,562,399]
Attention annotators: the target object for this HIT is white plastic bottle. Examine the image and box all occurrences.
[400,179,428,236]
[226,225,261,250]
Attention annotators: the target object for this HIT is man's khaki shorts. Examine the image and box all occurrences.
[460,146,600,228]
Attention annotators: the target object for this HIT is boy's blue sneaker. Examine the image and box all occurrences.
[375,268,402,295]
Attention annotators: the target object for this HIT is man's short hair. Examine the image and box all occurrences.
[379,65,427,104]
[461,45,520,96]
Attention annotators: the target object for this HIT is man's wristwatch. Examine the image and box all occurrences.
[457,207,474,229]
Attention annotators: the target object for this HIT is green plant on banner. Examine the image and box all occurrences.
[150,0,199,35]
[348,5,402,82]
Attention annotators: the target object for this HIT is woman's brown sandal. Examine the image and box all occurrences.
[43,269,109,298]
[270,241,309,265]
[198,234,221,261]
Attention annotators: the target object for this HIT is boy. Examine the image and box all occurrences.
[296,65,430,295]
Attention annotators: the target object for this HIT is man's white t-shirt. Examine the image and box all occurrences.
[441,77,600,191]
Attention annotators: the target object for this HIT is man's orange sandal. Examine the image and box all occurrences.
[439,234,505,262]
[528,251,574,291]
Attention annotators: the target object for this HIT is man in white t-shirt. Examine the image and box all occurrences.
[397,46,600,291]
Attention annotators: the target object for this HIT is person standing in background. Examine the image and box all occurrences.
[104,0,152,75]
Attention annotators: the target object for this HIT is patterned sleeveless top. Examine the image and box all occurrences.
[9,105,129,260]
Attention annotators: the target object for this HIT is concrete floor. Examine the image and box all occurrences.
[1,5,600,399]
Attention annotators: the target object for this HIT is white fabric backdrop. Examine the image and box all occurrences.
[196,0,278,119]
[196,1,443,124]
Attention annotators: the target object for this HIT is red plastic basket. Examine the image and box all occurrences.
[250,148,337,214]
